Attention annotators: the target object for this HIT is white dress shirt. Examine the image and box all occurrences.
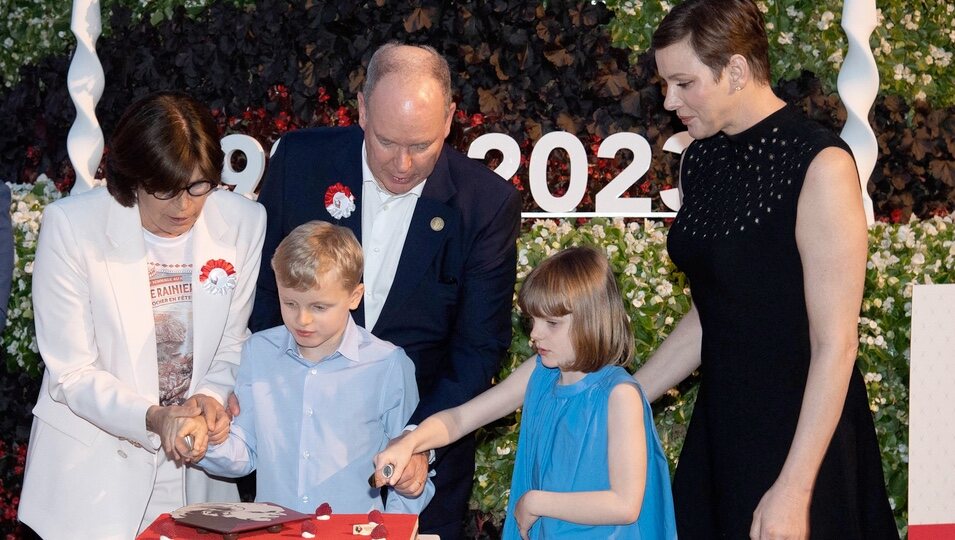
[360,143,427,331]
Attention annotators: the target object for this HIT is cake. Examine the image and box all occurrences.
[137,502,419,540]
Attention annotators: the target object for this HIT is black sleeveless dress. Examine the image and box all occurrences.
[666,104,898,539]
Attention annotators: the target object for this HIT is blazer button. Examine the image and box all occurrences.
[117,449,128,459]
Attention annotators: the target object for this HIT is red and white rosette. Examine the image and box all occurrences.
[324,182,356,220]
[199,259,237,295]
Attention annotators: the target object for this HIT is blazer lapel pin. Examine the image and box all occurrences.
[430,217,444,232]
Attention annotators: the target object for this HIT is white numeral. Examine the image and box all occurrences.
[594,132,652,213]
[467,133,521,181]
[221,134,265,196]
[529,131,588,213]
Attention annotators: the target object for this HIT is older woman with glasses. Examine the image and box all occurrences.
[18,91,266,539]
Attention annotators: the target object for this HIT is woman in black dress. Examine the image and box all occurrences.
[633,0,898,538]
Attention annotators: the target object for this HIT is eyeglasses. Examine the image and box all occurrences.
[150,180,216,200]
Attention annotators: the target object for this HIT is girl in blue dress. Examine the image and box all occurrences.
[375,246,676,539]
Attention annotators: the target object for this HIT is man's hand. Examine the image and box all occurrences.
[390,452,429,497]
[146,403,201,463]
[184,394,231,445]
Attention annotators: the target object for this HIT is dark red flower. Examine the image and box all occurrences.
[890,208,903,223]
[274,112,290,132]
[337,106,352,127]
[469,113,484,127]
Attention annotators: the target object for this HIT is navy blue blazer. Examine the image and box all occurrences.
[251,126,521,422]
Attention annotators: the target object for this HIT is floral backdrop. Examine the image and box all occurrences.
[3,178,947,537]
[1,0,954,538]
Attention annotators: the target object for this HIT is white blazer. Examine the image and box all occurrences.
[18,187,266,539]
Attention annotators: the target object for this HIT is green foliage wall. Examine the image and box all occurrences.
[3,1,955,107]
[602,0,955,107]
[5,175,943,537]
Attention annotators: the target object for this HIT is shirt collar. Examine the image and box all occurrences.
[361,141,427,202]
[282,315,364,365]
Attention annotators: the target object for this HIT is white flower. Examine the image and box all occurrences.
[817,10,835,31]
[655,281,673,298]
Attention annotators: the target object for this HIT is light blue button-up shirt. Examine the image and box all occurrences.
[199,317,433,514]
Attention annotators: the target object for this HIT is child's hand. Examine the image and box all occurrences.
[515,490,541,540]
[184,393,231,445]
[175,416,209,463]
[373,433,416,489]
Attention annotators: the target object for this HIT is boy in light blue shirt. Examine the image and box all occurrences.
[196,220,433,514]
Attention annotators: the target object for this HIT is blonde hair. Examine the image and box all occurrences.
[518,246,634,372]
[271,221,363,291]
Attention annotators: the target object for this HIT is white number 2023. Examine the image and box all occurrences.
[222,131,689,215]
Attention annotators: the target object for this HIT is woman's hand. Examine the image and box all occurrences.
[514,490,541,540]
[146,403,201,463]
[184,394,231,445]
[749,481,811,540]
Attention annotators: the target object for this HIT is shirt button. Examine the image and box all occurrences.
[117,449,127,459]
[303,450,310,459]
[305,408,313,416]
[373,247,380,253]
[310,369,317,375]
[382,204,390,211]
[302,495,309,503]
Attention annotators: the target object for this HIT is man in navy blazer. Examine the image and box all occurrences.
[250,43,521,539]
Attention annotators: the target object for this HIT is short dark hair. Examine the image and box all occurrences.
[518,246,634,373]
[363,42,452,112]
[652,0,771,85]
[106,91,223,207]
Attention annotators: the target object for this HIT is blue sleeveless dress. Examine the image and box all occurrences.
[502,357,677,539]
